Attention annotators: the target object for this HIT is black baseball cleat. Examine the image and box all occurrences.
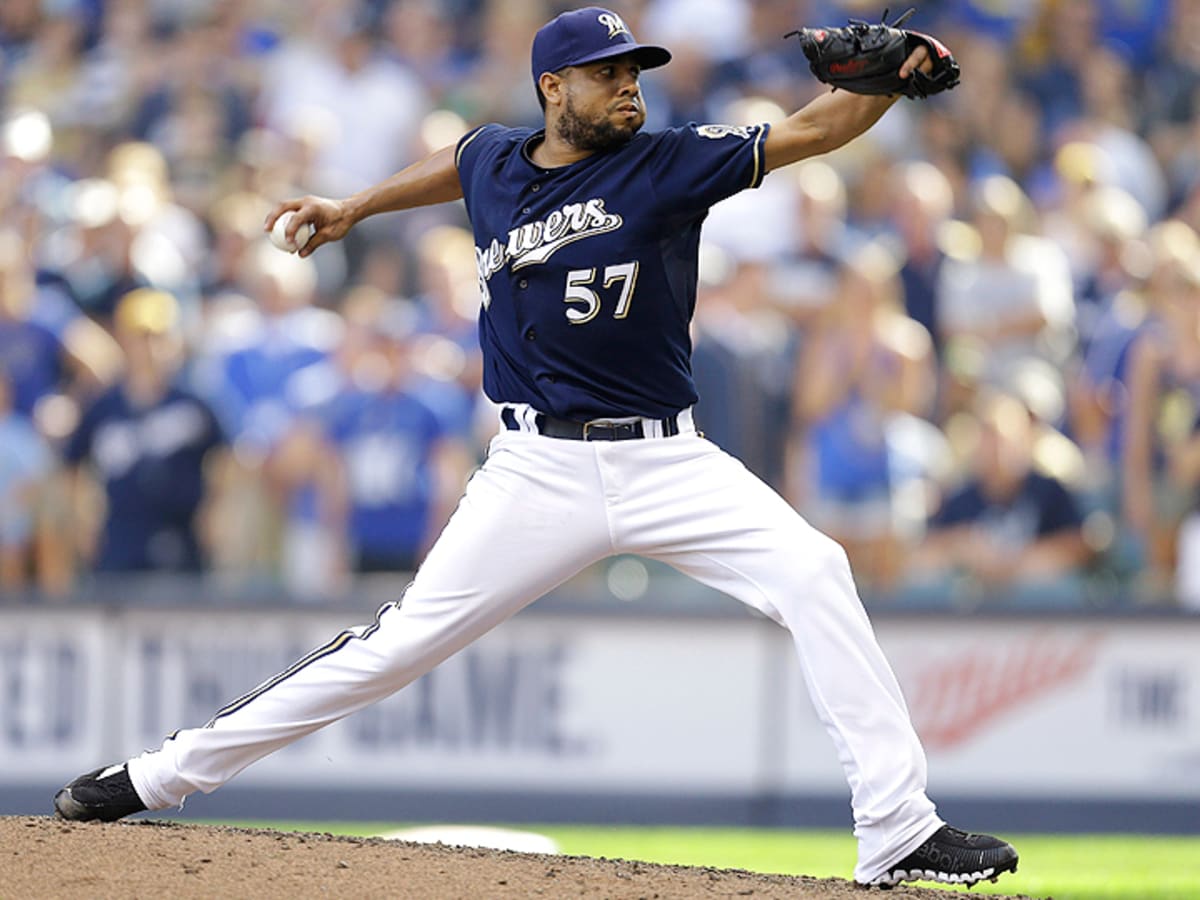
[53,763,148,822]
[866,825,1018,889]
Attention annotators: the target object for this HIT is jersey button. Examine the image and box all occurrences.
[518,279,528,289]
[522,207,531,214]
[525,327,537,341]
[530,184,540,192]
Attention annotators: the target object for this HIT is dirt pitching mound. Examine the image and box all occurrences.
[4,816,1039,899]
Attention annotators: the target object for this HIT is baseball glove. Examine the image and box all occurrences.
[785,8,960,99]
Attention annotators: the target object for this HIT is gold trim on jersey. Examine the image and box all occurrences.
[749,125,766,188]
[455,127,487,169]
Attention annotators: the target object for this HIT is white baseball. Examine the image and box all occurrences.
[269,211,314,253]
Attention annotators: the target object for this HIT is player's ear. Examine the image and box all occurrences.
[539,70,565,107]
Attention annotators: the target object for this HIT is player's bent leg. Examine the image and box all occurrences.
[610,436,1002,884]
[61,432,613,818]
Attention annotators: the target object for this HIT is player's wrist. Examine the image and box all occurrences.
[340,194,370,226]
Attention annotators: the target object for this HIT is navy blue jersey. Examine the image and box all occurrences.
[0,319,67,416]
[933,471,1084,543]
[322,386,445,559]
[455,121,769,420]
[64,383,226,571]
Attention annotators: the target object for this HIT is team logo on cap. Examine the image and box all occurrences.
[597,12,630,39]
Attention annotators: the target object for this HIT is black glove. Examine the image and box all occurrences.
[786,8,960,99]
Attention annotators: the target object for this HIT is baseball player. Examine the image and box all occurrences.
[55,7,1018,889]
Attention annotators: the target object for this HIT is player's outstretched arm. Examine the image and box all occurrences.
[264,144,462,258]
[762,45,927,172]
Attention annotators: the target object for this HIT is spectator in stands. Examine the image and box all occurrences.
[382,0,474,108]
[1,106,64,240]
[1144,0,1200,210]
[935,175,1075,417]
[1064,45,1167,222]
[712,0,814,113]
[73,0,155,143]
[902,390,1092,608]
[792,243,936,591]
[446,0,546,128]
[0,228,121,418]
[407,224,489,443]
[0,0,42,79]
[1063,186,1151,500]
[319,288,473,574]
[1017,0,1097,139]
[50,178,151,323]
[769,159,861,317]
[258,3,430,197]
[1042,146,1148,344]
[886,160,955,361]
[201,240,337,449]
[5,6,85,147]
[1120,222,1200,600]
[103,142,209,313]
[197,191,273,303]
[130,22,253,182]
[63,288,227,576]
[188,239,340,584]
[0,366,52,593]
[693,247,796,491]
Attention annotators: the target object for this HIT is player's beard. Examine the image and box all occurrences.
[557,92,641,152]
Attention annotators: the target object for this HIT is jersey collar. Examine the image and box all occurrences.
[521,130,553,172]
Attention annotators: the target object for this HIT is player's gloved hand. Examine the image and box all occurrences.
[785,8,960,99]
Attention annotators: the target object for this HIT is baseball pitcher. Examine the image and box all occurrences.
[55,6,1016,889]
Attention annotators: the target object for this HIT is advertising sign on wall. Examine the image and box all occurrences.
[3,607,1197,806]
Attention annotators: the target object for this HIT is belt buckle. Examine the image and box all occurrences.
[583,420,638,441]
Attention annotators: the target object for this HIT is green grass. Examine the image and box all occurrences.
[210,822,1200,900]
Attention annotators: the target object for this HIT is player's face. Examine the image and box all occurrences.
[555,56,646,152]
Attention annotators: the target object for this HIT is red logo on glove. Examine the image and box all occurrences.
[829,58,868,74]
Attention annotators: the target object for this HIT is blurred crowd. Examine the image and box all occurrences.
[3,0,1200,610]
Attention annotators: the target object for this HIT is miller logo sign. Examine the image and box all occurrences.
[907,633,1104,750]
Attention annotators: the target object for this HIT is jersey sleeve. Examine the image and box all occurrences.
[646,122,770,216]
[454,124,503,186]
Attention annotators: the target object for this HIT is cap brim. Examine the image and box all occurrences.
[569,43,672,70]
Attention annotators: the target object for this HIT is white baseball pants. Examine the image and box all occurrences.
[128,420,942,882]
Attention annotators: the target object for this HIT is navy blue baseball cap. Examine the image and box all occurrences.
[531,7,671,85]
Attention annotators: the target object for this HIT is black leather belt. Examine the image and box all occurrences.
[502,407,681,441]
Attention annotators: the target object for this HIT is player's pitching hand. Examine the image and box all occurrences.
[264,196,351,258]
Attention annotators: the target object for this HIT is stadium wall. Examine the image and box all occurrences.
[2,576,1198,833]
